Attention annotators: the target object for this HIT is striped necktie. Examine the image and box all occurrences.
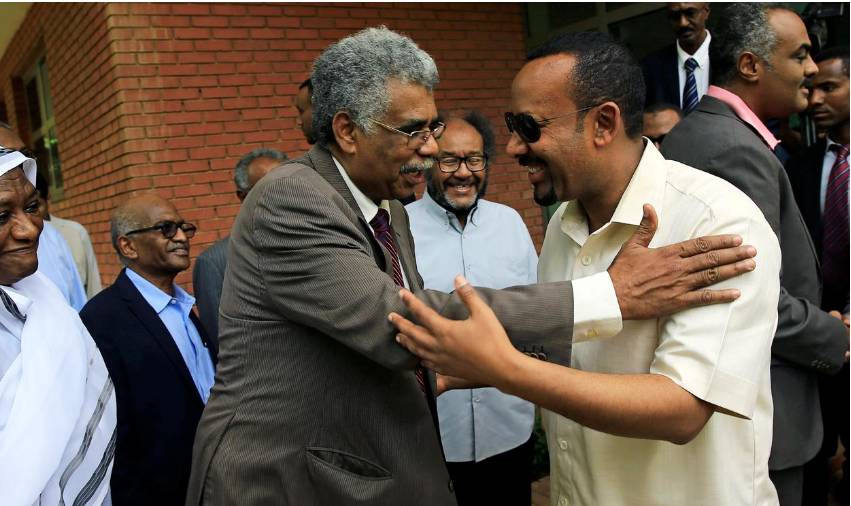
[370,209,426,393]
[0,287,27,323]
[822,144,849,285]
[682,57,699,114]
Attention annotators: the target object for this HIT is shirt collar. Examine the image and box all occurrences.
[420,191,481,230]
[331,155,392,224]
[3,283,33,319]
[676,30,711,69]
[560,141,666,245]
[707,85,780,150]
[825,137,843,155]
[125,268,194,315]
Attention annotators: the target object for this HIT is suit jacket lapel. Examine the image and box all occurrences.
[666,46,681,107]
[308,145,399,278]
[191,310,218,366]
[116,269,203,403]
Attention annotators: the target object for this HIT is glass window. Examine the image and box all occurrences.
[24,56,63,200]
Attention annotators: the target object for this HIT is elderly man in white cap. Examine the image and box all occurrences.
[0,145,116,506]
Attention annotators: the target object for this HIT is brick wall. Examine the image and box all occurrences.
[0,2,538,291]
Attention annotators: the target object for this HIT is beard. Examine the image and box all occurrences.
[425,169,489,216]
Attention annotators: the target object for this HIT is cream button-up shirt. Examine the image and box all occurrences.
[538,142,781,506]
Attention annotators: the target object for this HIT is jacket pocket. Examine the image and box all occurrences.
[305,447,394,505]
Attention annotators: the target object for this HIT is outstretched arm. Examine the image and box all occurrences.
[390,277,714,444]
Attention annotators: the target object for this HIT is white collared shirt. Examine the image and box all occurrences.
[331,155,409,288]
[539,142,781,506]
[676,30,711,107]
[407,192,537,462]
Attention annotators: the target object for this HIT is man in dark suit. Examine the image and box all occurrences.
[786,46,850,506]
[662,5,849,505]
[187,27,760,506]
[642,3,711,112]
[192,148,284,338]
[81,194,217,506]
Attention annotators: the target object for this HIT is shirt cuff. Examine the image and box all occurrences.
[572,271,623,342]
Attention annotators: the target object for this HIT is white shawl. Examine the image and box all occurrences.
[0,272,116,506]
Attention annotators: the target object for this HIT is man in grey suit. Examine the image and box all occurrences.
[187,27,759,506]
[662,5,850,504]
[192,148,285,338]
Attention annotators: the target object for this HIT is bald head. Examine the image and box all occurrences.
[111,194,175,247]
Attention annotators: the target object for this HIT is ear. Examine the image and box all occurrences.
[332,111,358,155]
[592,102,620,147]
[117,236,139,261]
[737,52,761,83]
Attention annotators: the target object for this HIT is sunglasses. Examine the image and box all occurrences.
[504,105,598,143]
[125,220,197,239]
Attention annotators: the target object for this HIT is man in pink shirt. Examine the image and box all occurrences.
[662,4,850,505]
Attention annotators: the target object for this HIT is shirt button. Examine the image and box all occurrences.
[558,438,568,450]
[581,255,592,266]
[170,299,177,305]
[473,397,480,403]
[585,328,598,338]
[559,496,569,506]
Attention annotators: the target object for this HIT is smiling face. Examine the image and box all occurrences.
[427,118,488,215]
[507,54,592,207]
[808,58,849,135]
[759,9,818,119]
[348,79,440,201]
[0,167,42,286]
[120,196,191,278]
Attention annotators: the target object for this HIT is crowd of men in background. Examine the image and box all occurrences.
[0,3,848,506]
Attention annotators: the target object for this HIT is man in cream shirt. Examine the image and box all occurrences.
[391,31,781,506]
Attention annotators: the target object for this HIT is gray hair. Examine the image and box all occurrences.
[234,147,287,193]
[710,3,794,86]
[311,26,439,147]
[110,206,144,265]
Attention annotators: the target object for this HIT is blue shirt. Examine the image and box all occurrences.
[407,192,538,462]
[37,221,87,311]
[126,268,216,402]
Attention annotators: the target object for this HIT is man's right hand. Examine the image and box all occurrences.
[609,204,758,320]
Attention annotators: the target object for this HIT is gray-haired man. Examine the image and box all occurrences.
[187,26,760,505]
[192,147,286,338]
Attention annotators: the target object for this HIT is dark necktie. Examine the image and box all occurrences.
[822,144,849,286]
[682,57,699,114]
[0,287,27,323]
[370,209,426,393]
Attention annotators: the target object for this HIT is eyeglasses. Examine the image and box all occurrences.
[437,154,488,173]
[125,220,197,239]
[504,105,598,144]
[369,119,446,148]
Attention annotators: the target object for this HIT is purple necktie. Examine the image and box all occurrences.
[370,209,426,393]
[822,144,849,288]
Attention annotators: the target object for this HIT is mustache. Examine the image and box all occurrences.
[167,242,189,252]
[518,154,545,166]
[400,157,435,174]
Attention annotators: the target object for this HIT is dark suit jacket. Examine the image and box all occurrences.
[642,44,681,108]
[785,139,849,312]
[662,95,848,470]
[80,269,218,506]
[192,236,229,338]
[186,145,575,505]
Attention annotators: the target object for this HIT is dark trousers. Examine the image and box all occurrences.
[771,466,805,506]
[802,364,849,506]
[447,436,534,506]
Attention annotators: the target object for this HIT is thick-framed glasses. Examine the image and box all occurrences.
[437,154,488,173]
[504,105,597,144]
[125,220,197,239]
[369,119,446,148]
